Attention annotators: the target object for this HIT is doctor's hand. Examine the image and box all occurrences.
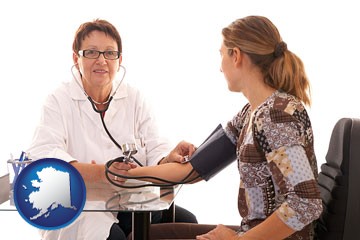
[108,160,137,183]
[161,140,197,164]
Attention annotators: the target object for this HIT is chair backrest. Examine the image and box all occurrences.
[316,118,360,240]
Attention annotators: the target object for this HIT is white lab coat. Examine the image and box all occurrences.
[27,74,172,240]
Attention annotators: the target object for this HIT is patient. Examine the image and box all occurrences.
[126,15,323,240]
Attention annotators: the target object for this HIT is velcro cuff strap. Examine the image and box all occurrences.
[190,124,237,181]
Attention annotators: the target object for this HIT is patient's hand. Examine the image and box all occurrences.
[196,224,239,240]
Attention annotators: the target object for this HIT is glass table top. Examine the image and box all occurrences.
[0,178,181,212]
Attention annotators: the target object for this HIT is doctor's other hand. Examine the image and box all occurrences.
[108,161,137,183]
[161,140,197,164]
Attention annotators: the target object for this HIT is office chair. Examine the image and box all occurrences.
[315,118,360,239]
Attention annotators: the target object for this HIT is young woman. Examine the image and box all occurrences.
[127,15,323,240]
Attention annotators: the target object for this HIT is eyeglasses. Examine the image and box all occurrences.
[78,49,121,60]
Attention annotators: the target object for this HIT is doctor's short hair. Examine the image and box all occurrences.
[72,19,122,55]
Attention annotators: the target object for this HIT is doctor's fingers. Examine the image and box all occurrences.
[111,161,134,171]
[110,162,137,182]
[110,168,130,183]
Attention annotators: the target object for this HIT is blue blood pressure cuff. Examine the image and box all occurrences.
[189,124,237,181]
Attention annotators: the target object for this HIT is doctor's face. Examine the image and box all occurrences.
[74,30,122,92]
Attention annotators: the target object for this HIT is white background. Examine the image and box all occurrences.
[1,0,359,239]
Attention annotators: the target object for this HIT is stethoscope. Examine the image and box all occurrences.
[71,64,125,114]
[71,64,143,167]
[71,64,200,188]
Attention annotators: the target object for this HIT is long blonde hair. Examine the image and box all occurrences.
[222,16,311,106]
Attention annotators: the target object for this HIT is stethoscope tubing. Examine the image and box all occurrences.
[71,64,200,188]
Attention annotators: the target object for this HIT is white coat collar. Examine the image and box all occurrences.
[69,70,128,101]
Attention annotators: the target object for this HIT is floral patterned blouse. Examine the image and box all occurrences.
[225,91,323,239]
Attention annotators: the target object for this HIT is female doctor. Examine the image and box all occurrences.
[27,19,196,240]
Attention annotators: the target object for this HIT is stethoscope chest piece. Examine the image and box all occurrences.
[121,143,138,156]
